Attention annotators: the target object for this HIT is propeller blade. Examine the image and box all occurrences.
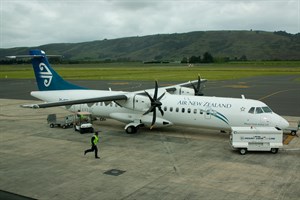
[158,106,164,116]
[151,108,156,127]
[154,81,158,100]
[192,74,204,96]
[197,75,201,90]
[157,92,165,101]
[143,81,165,129]
[144,91,154,102]
[144,105,155,115]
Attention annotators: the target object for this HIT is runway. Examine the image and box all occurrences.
[1,75,299,116]
[0,75,300,199]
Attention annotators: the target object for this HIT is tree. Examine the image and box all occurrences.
[202,52,214,63]
[189,55,201,63]
[181,57,188,63]
[239,55,247,61]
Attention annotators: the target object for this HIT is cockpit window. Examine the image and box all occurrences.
[255,107,264,114]
[262,106,272,113]
[248,107,255,114]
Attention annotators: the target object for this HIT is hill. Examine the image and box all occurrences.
[1,30,299,61]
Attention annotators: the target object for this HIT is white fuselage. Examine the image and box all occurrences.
[31,89,289,131]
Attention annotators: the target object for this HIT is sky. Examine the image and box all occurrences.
[0,0,299,48]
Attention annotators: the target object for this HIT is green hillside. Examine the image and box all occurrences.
[1,30,299,61]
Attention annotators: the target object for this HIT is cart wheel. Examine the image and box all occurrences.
[239,148,247,155]
[291,131,296,136]
[271,148,278,154]
[50,124,54,128]
[62,125,66,129]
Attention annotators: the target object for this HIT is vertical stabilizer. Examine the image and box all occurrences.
[30,50,85,91]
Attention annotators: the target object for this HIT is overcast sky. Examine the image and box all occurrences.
[1,0,299,48]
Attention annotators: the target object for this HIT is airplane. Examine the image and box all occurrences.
[8,50,289,134]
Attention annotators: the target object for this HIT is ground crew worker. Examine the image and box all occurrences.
[84,131,100,159]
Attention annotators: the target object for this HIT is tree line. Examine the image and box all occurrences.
[0,51,248,65]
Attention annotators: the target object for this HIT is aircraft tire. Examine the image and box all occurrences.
[291,131,296,136]
[126,126,137,134]
[239,148,247,155]
[271,148,278,154]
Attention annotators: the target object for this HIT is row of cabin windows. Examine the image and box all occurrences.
[95,102,210,115]
[163,106,209,115]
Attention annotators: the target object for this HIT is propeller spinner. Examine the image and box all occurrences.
[143,81,165,129]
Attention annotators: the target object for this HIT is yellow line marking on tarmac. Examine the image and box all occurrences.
[259,88,300,101]
[224,85,250,88]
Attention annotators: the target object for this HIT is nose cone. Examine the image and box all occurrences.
[277,117,289,130]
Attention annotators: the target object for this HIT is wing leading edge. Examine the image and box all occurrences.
[21,94,128,108]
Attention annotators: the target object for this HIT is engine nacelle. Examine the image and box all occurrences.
[140,115,173,128]
[170,87,195,96]
[116,93,150,112]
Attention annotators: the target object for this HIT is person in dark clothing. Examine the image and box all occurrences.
[84,131,100,159]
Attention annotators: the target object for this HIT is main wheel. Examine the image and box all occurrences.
[126,126,137,134]
[239,148,247,155]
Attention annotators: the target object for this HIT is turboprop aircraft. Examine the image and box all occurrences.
[9,50,289,133]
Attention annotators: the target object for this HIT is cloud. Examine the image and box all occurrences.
[1,0,299,48]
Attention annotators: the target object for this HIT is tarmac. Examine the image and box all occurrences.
[0,76,300,200]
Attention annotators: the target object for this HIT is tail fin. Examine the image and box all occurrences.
[30,50,85,91]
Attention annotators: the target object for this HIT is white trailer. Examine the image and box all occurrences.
[230,127,283,155]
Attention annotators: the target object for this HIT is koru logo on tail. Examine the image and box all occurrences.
[39,63,52,87]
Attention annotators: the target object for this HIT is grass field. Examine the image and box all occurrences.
[1,61,300,81]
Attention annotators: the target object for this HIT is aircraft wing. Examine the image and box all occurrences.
[164,79,207,92]
[21,94,128,108]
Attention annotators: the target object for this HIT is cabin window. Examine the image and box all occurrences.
[248,107,255,114]
[164,107,167,112]
[193,109,197,114]
[262,106,272,113]
[170,107,173,112]
[182,108,185,113]
[176,107,179,112]
[255,107,263,114]
[187,108,191,113]
[200,110,203,115]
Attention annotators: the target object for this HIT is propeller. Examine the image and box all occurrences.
[192,75,204,96]
[143,81,165,129]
